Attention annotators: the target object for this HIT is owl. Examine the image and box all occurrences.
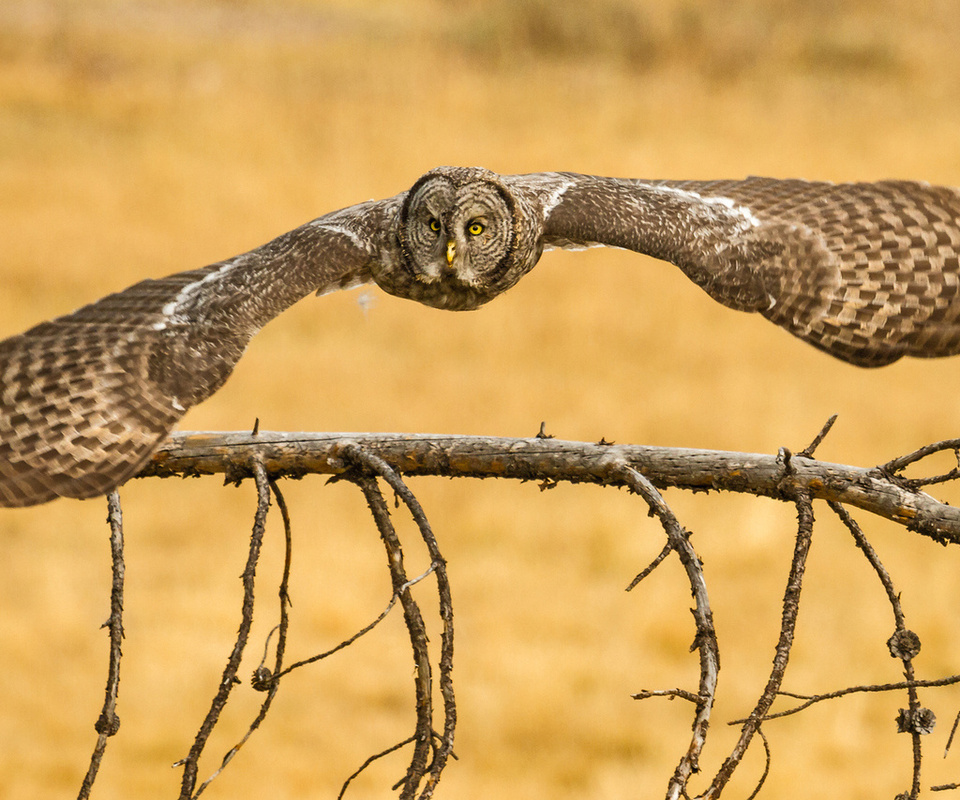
[3,165,960,507]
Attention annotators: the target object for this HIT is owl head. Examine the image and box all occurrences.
[375,166,542,310]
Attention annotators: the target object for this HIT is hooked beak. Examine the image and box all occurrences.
[446,239,457,268]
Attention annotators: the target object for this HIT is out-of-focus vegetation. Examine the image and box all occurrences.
[3,1,960,798]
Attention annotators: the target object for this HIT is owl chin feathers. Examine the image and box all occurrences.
[374,241,539,311]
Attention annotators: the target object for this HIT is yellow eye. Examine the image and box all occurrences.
[467,221,485,236]
[428,218,441,233]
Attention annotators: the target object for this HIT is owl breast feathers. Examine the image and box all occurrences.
[3,166,960,506]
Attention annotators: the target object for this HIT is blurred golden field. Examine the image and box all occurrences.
[4,0,960,797]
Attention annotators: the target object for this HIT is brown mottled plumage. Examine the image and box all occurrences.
[3,166,960,507]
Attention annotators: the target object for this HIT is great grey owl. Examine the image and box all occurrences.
[3,165,960,507]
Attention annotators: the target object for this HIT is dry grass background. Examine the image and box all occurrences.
[3,0,960,797]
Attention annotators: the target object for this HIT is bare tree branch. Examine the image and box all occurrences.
[80,429,960,797]
[140,432,960,543]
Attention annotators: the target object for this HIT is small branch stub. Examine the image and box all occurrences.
[141,432,960,544]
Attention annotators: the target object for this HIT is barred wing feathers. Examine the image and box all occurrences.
[0,208,385,508]
[539,174,960,366]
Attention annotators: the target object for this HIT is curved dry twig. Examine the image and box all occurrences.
[178,458,270,799]
[608,460,718,798]
[277,565,437,678]
[77,490,125,800]
[193,479,295,797]
[879,438,960,475]
[707,494,815,799]
[337,736,417,800]
[269,478,294,676]
[842,511,927,794]
[341,443,456,799]
[829,501,926,798]
[350,471,435,799]
[761,674,960,722]
[878,438,960,490]
[744,728,772,800]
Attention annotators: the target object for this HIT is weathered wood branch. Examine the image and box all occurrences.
[138,432,960,544]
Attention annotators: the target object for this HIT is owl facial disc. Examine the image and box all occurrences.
[387,166,529,310]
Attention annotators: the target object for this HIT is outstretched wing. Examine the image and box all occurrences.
[534,173,960,367]
[1,271,221,507]
[0,203,388,508]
